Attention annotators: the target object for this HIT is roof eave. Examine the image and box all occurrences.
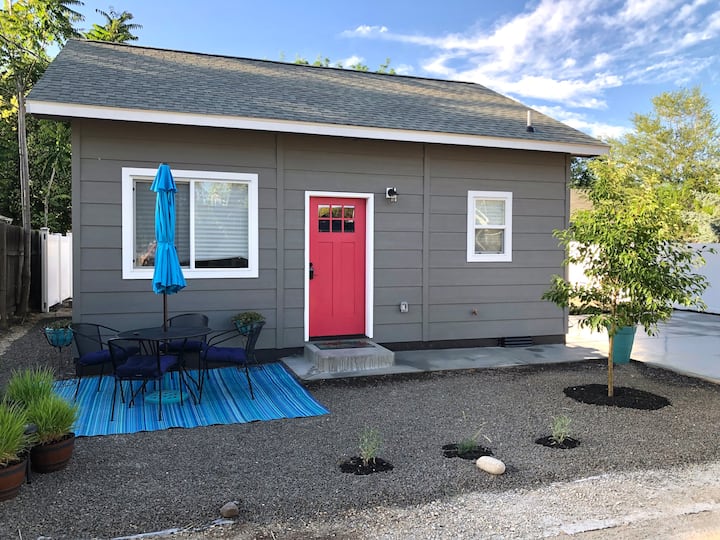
[26,100,609,157]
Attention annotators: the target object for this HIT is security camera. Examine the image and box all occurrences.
[385,187,398,201]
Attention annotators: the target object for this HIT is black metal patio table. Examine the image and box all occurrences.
[117,325,212,403]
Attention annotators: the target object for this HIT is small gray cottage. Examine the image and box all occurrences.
[27,39,607,355]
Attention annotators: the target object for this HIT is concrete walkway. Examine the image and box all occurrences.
[284,310,720,384]
[569,310,720,384]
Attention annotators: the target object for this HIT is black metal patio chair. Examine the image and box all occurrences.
[107,338,181,421]
[198,321,265,402]
[165,313,209,358]
[70,323,119,400]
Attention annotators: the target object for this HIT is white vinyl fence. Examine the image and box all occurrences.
[569,242,720,315]
[41,227,72,312]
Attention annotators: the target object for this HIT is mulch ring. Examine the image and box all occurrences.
[564,384,671,410]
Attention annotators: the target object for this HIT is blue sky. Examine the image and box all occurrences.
[75,0,720,140]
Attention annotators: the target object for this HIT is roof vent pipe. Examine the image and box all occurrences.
[526,110,535,132]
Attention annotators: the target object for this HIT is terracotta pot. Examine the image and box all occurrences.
[31,433,75,473]
[0,459,27,501]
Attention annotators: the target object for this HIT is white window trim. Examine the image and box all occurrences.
[467,190,513,263]
[122,167,259,279]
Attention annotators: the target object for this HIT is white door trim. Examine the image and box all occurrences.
[304,191,374,341]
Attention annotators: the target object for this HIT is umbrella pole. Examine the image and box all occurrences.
[163,292,168,331]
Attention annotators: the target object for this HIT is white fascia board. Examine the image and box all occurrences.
[26,100,609,156]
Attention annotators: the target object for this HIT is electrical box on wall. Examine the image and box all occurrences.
[399,301,409,313]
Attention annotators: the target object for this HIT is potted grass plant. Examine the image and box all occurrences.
[0,402,31,501]
[4,367,54,407]
[26,394,78,473]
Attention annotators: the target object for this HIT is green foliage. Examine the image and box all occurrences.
[4,366,54,406]
[231,311,265,325]
[83,8,141,43]
[609,87,720,241]
[358,427,382,466]
[570,157,597,188]
[544,158,710,338]
[544,157,710,395]
[550,415,571,445]
[45,317,70,329]
[25,393,77,443]
[28,119,71,230]
[376,58,396,75]
[457,427,485,454]
[289,54,395,74]
[0,402,29,466]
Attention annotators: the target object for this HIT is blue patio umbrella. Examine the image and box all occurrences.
[150,163,186,330]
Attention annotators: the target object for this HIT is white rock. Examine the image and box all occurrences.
[220,501,240,518]
[476,456,506,475]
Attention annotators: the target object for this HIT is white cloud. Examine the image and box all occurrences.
[340,55,365,68]
[342,0,719,109]
[533,105,631,139]
[394,64,414,76]
[342,25,388,37]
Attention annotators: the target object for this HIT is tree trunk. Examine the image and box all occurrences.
[16,77,31,319]
[44,166,56,229]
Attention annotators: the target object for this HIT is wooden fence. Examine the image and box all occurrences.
[0,223,41,328]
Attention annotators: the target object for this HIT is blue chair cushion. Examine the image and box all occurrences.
[78,349,111,366]
[203,345,248,364]
[115,355,178,379]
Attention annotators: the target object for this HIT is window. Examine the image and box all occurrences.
[122,168,259,279]
[467,191,512,262]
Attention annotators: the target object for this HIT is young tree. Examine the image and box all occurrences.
[83,7,141,42]
[0,0,82,317]
[543,157,709,397]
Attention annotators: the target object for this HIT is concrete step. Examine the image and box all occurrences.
[304,339,395,374]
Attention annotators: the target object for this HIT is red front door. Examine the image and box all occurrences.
[309,197,366,337]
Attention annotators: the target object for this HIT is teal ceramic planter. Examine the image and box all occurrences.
[45,328,73,348]
[611,326,637,364]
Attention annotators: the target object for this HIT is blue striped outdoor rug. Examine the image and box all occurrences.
[53,363,329,437]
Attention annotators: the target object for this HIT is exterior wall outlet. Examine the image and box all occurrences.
[399,301,409,313]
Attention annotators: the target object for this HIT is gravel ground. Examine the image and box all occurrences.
[1,315,720,539]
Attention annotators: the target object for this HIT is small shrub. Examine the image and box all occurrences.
[550,415,572,445]
[45,318,72,330]
[4,367,55,406]
[26,394,78,445]
[231,311,265,326]
[457,427,486,454]
[0,402,30,466]
[358,427,382,466]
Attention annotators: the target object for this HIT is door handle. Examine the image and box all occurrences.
[309,262,314,280]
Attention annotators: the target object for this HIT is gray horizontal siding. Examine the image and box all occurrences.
[74,120,281,345]
[73,122,568,349]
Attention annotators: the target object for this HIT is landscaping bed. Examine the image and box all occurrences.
[1,318,720,539]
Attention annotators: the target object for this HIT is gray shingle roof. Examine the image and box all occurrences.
[28,40,605,152]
